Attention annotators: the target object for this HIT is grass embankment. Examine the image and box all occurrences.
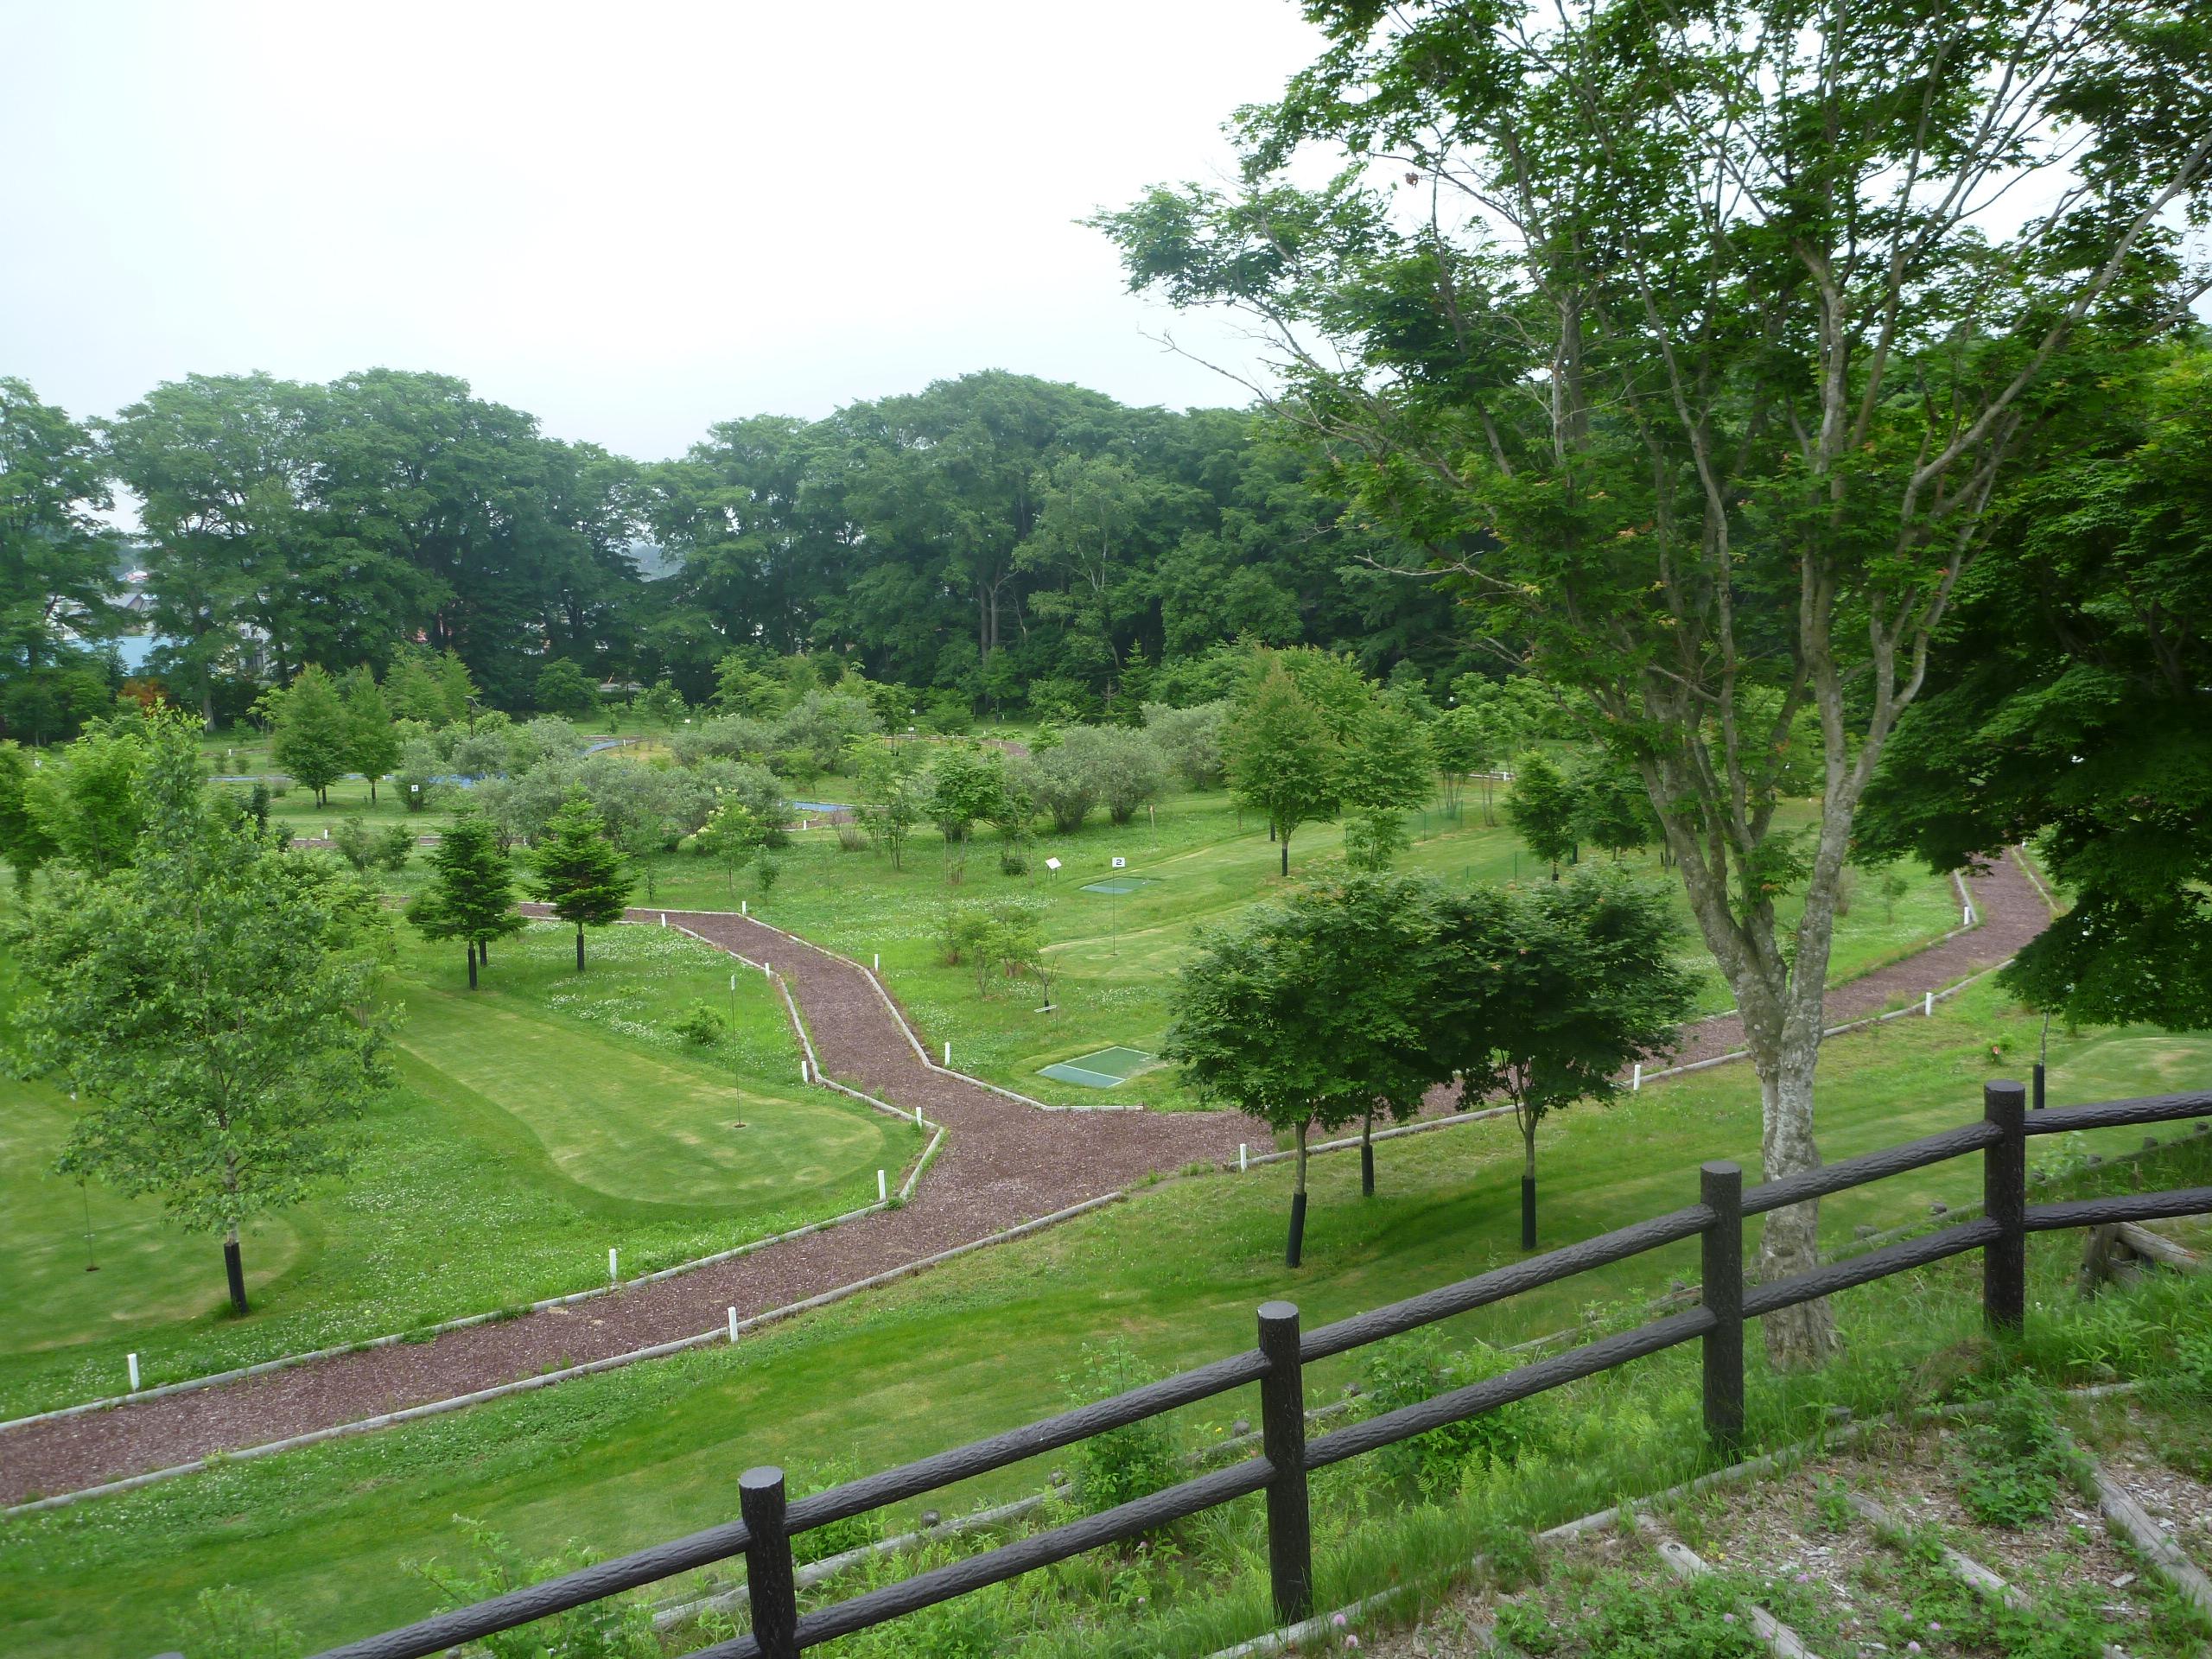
[0,922,908,1419]
[3,979,2204,1655]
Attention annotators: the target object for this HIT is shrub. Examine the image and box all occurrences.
[373,824,416,872]
[1143,700,1228,789]
[1060,1342,1182,1516]
[1000,848,1030,877]
[836,821,868,852]
[1361,1332,1547,1497]
[331,817,378,871]
[671,1002,725,1046]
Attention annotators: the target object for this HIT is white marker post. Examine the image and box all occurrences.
[741,899,747,916]
[944,1041,951,1066]
[1632,1062,1643,1092]
[1238,1142,1248,1173]
[607,1247,619,1283]
[728,1306,740,1344]
[1963,903,1973,927]
[127,1353,140,1392]
[915,1104,925,1129]
[659,912,667,927]
[877,1169,888,1203]
[874,953,880,972]
[801,1059,810,1084]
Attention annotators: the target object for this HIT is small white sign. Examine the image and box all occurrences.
[1110,856,1127,869]
[1045,856,1062,872]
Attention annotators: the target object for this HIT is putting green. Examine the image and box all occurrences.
[1038,1046,1158,1089]
[0,1083,311,1353]
[394,986,898,1209]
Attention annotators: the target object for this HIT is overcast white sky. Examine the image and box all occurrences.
[0,1,1321,462]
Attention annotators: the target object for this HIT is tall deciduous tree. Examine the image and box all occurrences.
[1435,875,1694,1249]
[1224,659,1341,876]
[0,741,57,896]
[0,378,119,745]
[272,665,351,807]
[1167,873,1446,1263]
[410,810,522,988]
[1861,342,2212,1032]
[8,720,393,1315]
[1100,0,2212,1365]
[530,788,633,970]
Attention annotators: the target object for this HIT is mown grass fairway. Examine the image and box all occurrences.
[7,978,2203,1657]
[0,922,904,1419]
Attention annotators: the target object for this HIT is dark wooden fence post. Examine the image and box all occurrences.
[1700,1160,1744,1452]
[1256,1300,1313,1624]
[741,1465,800,1659]
[2031,1060,2045,1113]
[1983,1080,2027,1332]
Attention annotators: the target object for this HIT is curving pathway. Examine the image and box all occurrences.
[0,858,2050,1508]
[0,909,1254,1508]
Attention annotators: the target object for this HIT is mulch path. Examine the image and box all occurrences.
[0,910,1255,1508]
[0,855,2052,1508]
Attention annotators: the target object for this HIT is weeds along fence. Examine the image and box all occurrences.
[315,1082,2212,1659]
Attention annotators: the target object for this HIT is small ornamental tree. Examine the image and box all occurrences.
[0,741,57,896]
[1503,750,1580,877]
[1344,698,1433,871]
[530,788,634,970]
[9,719,394,1315]
[1428,704,1487,820]
[1571,753,1657,863]
[1434,874,1694,1249]
[639,678,686,729]
[271,664,351,807]
[695,798,770,896]
[535,658,601,721]
[341,667,400,803]
[26,717,149,877]
[1223,659,1340,877]
[1167,873,1447,1264]
[410,810,522,988]
[851,737,930,868]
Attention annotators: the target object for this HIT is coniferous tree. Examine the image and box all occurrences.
[271,665,351,807]
[529,788,633,970]
[410,810,521,988]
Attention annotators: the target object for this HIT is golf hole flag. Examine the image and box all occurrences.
[1111,856,1127,869]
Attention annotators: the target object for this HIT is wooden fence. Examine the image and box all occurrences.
[316,1080,2212,1659]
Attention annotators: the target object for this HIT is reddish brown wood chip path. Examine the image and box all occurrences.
[0,858,2049,1507]
[0,909,1255,1507]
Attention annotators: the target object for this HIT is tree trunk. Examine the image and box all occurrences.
[1521,1111,1538,1250]
[1286,1122,1309,1268]
[1280,832,1290,878]
[223,1224,249,1316]
[467,942,478,989]
[1360,1110,1375,1198]
[1751,1016,1837,1363]
[575,925,586,972]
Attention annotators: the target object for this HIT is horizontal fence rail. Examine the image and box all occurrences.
[314,1084,2212,1659]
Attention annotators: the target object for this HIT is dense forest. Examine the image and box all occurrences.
[0,368,1470,741]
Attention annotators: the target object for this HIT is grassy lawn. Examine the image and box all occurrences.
[627,785,1963,1110]
[0,922,909,1420]
[5,977,2203,1656]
